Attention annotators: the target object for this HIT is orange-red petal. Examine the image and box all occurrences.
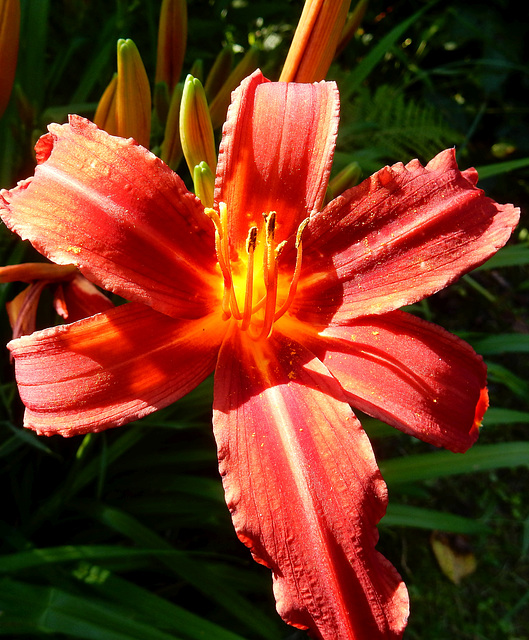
[215,70,339,252]
[55,274,114,322]
[6,282,47,339]
[9,302,226,437]
[292,310,488,453]
[213,327,409,639]
[293,149,520,324]
[0,116,220,320]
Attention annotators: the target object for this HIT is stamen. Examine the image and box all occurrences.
[240,226,258,331]
[218,203,243,320]
[257,212,279,340]
[274,217,309,322]
[205,203,307,340]
[204,206,233,318]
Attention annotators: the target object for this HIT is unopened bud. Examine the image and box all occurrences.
[0,0,21,118]
[209,46,260,130]
[180,75,216,176]
[155,0,187,92]
[116,38,151,148]
[160,82,184,171]
[335,0,369,57]
[94,73,118,135]
[204,45,234,101]
[193,161,215,208]
[280,0,351,82]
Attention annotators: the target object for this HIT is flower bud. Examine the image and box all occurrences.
[193,161,215,207]
[94,73,118,135]
[0,0,21,118]
[208,46,259,130]
[280,0,351,82]
[155,0,187,92]
[204,45,233,101]
[116,38,151,148]
[160,82,183,171]
[335,0,369,57]
[326,161,362,203]
[180,75,216,176]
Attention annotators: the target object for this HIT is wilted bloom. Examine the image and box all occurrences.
[280,0,352,82]
[0,262,113,340]
[0,71,519,639]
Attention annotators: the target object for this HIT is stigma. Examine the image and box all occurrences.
[204,202,307,341]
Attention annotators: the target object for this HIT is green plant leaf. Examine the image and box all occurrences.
[380,442,529,486]
[483,407,529,426]
[476,156,529,179]
[470,334,529,355]
[382,504,489,533]
[0,577,182,639]
[81,502,280,639]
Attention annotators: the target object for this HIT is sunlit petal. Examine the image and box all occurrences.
[288,311,488,453]
[215,70,339,252]
[9,302,226,437]
[0,116,221,320]
[55,274,114,322]
[213,328,409,639]
[293,149,520,324]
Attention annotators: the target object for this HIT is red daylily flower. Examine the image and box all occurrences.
[0,70,519,639]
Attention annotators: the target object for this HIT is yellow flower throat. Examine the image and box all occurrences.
[204,203,308,341]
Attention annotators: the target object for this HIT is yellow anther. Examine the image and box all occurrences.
[246,226,258,253]
[205,203,307,340]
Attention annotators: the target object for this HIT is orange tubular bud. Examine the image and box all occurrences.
[335,0,369,56]
[0,0,21,118]
[116,39,152,148]
[204,45,233,101]
[94,73,118,135]
[155,0,187,92]
[160,82,183,171]
[180,75,217,177]
[208,46,259,130]
[279,0,352,83]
